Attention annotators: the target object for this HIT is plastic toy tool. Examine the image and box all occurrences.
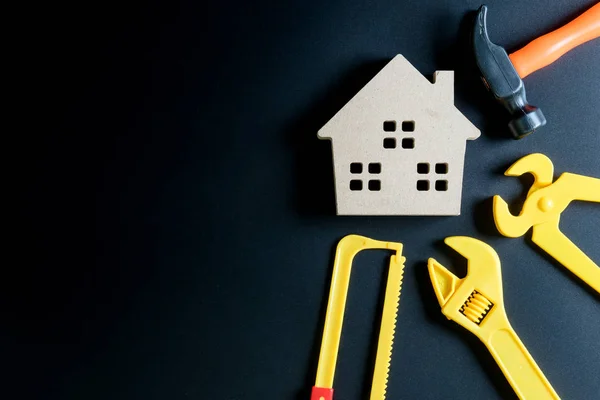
[428,237,560,400]
[311,235,405,400]
[473,3,600,138]
[493,153,600,294]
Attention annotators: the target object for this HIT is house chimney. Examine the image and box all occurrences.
[433,71,454,103]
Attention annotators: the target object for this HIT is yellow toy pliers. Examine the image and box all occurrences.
[429,236,561,400]
[493,153,600,294]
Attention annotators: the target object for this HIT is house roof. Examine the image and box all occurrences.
[318,55,480,142]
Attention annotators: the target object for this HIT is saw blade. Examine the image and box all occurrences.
[370,253,405,400]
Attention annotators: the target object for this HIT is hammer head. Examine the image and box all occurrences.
[473,5,546,139]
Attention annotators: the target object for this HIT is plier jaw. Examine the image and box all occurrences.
[504,153,554,194]
[493,153,600,294]
[493,153,556,238]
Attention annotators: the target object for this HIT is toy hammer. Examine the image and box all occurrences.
[473,3,600,139]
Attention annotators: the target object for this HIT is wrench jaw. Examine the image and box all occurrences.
[428,259,461,313]
[428,237,508,341]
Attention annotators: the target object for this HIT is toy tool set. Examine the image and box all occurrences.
[306,3,599,400]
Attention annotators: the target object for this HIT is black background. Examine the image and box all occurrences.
[10,0,600,399]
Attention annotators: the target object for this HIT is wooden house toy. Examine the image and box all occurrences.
[318,55,480,215]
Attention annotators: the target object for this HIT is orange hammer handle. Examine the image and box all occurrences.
[509,2,600,78]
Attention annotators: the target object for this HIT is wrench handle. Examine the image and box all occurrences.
[487,326,560,400]
[509,2,600,78]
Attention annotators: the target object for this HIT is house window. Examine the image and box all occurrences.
[383,120,415,149]
[368,163,381,174]
[417,162,449,192]
[369,180,381,191]
[350,162,363,174]
[383,138,396,149]
[383,121,396,131]
[402,138,415,149]
[435,180,448,191]
[350,180,363,191]
[349,163,383,191]
[417,163,429,174]
[417,180,430,191]
[402,120,415,132]
[435,163,448,174]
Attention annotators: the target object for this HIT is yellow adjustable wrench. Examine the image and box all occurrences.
[311,234,405,400]
[493,153,600,294]
[428,236,561,400]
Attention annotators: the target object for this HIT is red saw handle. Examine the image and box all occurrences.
[509,2,600,78]
[311,386,333,400]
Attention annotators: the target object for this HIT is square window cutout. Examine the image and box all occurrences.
[402,121,415,132]
[368,163,381,174]
[350,180,363,191]
[383,138,396,149]
[383,121,396,132]
[436,163,448,174]
[417,163,429,174]
[369,180,381,191]
[350,163,363,174]
[417,180,429,191]
[402,138,415,149]
[435,180,448,191]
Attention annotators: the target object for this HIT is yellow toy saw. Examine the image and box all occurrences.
[311,234,405,400]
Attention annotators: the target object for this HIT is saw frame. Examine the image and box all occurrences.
[311,234,406,400]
